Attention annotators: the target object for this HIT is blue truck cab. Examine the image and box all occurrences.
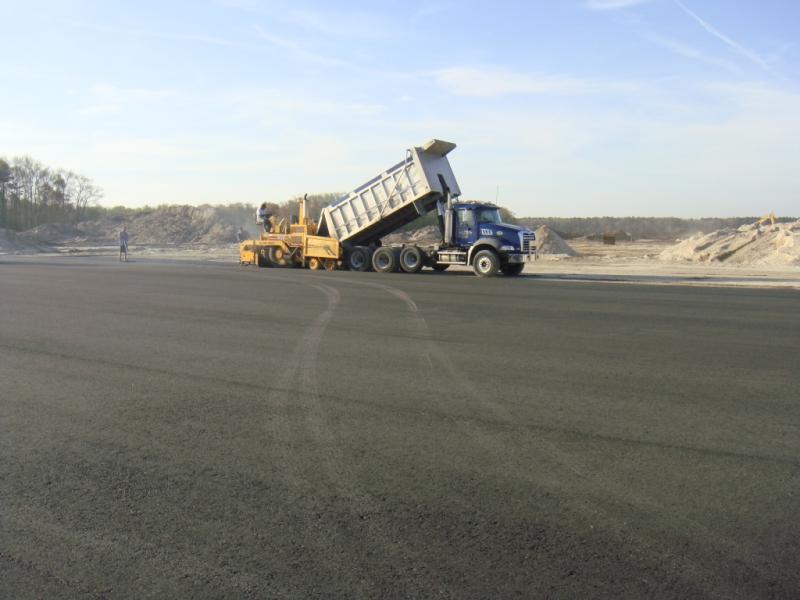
[434,201,536,277]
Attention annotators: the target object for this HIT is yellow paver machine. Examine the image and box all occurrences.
[239,195,340,270]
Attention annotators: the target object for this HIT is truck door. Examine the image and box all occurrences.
[455,208,476,245]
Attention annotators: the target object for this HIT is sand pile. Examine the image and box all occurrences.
[25,223,86,244]
[122,206,236,245]
[535,225,578,256]
[660,220,800,266]
[75,206,256,246]
[0,228,49,254]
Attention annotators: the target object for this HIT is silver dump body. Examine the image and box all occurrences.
[318,139,461,247]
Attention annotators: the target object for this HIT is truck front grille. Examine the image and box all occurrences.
[521,232,535,254]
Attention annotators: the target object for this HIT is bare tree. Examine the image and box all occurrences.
[0,158,10,228]
[69,173,103,222]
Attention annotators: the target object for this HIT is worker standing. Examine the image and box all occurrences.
[256,203,273,233]
[119,226,129,262]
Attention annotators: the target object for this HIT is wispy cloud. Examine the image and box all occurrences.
[673,0,773,72]
[79,84,178,115]
[643,33,741,74]
[435,66,638,97]
[219,89,386,129]
[285,8,389,38]
[64,19,259,50]
[253,25,352,67]
[585,0,653,11]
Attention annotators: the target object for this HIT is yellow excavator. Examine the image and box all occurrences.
[239,195,340,270]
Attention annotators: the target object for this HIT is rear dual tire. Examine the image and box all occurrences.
[372,247,398,273]
[399,246,424,273]
[346,246,371,272]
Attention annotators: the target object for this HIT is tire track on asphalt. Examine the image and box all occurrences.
[291,279,449,598]
[258,277,377,597]
[330,275,759,598]
[262,275,448,597]
[1,272,337,600]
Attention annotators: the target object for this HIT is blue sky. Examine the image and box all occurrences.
[1,0,798,216]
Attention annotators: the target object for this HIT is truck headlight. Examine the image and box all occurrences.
[500,245,516,251]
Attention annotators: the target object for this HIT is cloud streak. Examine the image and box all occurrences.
[253,25,352,68]
[78,84,179,115]
[63,19,260,51]
[435,66,638,97]
[673,0,773,72]
[643,33,741,74]
[585,0,653,11]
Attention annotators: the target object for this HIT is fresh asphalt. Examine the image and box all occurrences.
[1,257,798,599]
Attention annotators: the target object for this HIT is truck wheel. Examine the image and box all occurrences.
[308,257,321,270]
[399,246,424,273]
[431,263,450,272]
[500,263,525,276]
[372,247,398,273]
[257,250,271,267]
[346,247,370,271]
[269,247,289,267]
[473,249,499,277]
[364,247,376,271]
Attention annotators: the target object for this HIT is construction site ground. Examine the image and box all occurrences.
[14,239,799,289]
[1,257,798,599]
[532,239,800,288]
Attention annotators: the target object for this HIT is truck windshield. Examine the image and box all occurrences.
[475,208,501,224]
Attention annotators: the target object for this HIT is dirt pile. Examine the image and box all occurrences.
[0,228,51,254]
[25,223,86,244]
[535,225,578,256]
[25,205,258,247]
[116,206,249,245]
[659,220,800,266]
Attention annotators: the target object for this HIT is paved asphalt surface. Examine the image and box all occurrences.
[1,257,798,599]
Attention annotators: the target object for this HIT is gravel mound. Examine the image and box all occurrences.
[535,225,578,256]
[44,206,257,246]
[0,228,49,254]
[25,223,85,243]
[660,220,800,266]
[118,206,244,245]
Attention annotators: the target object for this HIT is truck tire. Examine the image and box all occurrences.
[346,246,370,271]
[399,246,424,273]
[500,263,525,276]
[473,249,499,277]
[364,247,376,271]
[372,247,398,273]
[431,263,450,272]
[269,247,289,267]
[257,250,271,267]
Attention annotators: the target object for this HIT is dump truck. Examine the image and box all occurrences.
[239,139,536,277]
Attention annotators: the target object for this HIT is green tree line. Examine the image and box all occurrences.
[0,156,103,231]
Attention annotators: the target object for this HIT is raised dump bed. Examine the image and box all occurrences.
[317,139,461,248]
